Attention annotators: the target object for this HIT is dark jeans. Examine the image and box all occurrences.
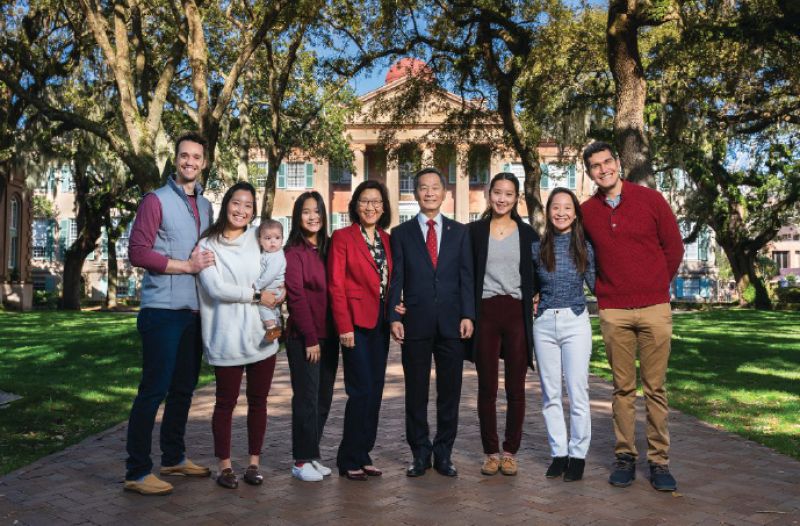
[476,295,528,454]
[401,335,464,463]
[126,308,202,481]
[337,307,389,472]
[212,355,277,459]
[286,336,339,462]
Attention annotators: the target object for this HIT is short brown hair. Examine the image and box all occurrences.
[174,131,208,159]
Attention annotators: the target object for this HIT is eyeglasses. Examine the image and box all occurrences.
[358,199,384,208]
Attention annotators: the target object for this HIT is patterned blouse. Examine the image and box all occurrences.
[360,225,389,301]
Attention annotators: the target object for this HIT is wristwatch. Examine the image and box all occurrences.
[253,289,261,303]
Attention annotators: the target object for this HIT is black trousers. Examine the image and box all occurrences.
[401,335,464,463]
[336,306,390,472]
[285,336,339,462]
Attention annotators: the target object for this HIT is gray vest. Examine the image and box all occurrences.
[140,177,213,310]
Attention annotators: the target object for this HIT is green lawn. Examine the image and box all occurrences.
[0,310,797,476]
[0,312,214,476]
[590,309,800,460]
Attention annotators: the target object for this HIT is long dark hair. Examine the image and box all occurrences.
[348,180,392,229]
[539,187,588,273]
[286,191,329,259]
[200,181,257,240]
[481,172,522,222]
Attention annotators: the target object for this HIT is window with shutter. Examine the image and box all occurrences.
[540,163,549,189]
[305,163,314,188]
[277,163,287,188]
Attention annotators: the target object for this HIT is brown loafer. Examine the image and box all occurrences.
[481,456,500,476]
[340,469,368,481]
[160,458,211,478]
[243,465,263,486]
[216,468,238,489]
[362,465,382,477]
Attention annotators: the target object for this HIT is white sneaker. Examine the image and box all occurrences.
[292,463,323,482]
[311,460,332,476]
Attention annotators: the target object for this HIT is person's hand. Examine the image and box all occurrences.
[259,289,279,308]
[460,318,474,339]
[394,302,407,316]
[340,331,355,348]
[306,344,321,363]
[533,293,540,316]
[273,286,286,305]
[391,321,405,344]
[187,246,215,274]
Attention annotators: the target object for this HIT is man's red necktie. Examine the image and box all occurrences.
[426,218,438,269]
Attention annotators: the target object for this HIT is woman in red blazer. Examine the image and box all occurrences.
[328,180,393,481]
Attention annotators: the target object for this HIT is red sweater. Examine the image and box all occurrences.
[581,180,684,309]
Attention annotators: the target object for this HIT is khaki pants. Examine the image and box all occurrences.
[599,303,672,464]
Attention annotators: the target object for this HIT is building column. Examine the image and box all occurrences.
[386,147,400,228]
[351,143,366,190]
[455,143,470,224]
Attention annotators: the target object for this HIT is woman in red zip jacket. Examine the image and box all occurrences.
[328,180,393,481]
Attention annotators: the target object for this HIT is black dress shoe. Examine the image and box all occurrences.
[434,461,458,477]
[406,457,431,477]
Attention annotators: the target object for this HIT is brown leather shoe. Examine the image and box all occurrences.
[362,465,383,477]
[123,474,174,496]
[243,465,264,486]
[160,458,211,477]
[340,469,368,481]
[500,455,518,476]
[216,468,238,489]
[481,456,500,476]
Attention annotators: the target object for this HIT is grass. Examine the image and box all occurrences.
[589,309,800,460]
[0,309,797,475]
[0,311,214,476]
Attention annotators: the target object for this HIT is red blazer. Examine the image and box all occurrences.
[327,223,393,334]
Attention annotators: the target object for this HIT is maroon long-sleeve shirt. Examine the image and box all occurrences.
[284,240,333,347]
[128,193,200,273]
[582,180,684,309]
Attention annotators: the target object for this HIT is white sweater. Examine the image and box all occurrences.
[197,226,279,366]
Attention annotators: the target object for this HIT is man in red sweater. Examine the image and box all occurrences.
[581,141,684,492]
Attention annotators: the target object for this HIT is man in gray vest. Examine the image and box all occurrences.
[124,131,215,495]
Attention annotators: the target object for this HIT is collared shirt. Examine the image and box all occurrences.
[416,212,442,253]
[360,225,388,301]
[605,193,622,208]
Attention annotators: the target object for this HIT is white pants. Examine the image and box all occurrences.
[533,308,593,459]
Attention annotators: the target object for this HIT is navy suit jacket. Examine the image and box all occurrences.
[388,215,475,340]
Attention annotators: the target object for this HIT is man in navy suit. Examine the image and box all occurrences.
[389,167,475,477]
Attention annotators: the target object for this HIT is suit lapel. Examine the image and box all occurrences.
[410,217,435,271]
[438,216,457,270]
[379,228,392,277]
[476,218,490,279]
[348,223,378,272]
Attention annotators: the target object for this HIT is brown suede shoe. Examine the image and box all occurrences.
[160,458,211,477]
[481,456,500,476]
[500,456,518,476]
[243,465,264,486]
[124,474,174,496]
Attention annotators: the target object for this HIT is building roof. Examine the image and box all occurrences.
[385,58,433,84]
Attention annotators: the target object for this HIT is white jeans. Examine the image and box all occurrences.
[533,307,592,459]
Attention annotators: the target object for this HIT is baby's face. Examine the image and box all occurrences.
[259,228,283,253]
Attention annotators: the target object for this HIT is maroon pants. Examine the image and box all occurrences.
[212,355,277,460]
[476,295,528,454]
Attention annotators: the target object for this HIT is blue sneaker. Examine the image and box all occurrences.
[649,463,677,491]
[608,454,636,487]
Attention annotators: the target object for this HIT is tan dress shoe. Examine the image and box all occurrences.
[500,455,518,476]
[160,458,211,477]
[124,474,174,495]
[481,456,500,476]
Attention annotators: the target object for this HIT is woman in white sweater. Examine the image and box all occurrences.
[197,182,282,490]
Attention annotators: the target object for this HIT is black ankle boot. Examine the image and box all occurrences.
[545,456,569,478]
[563,458,585,482]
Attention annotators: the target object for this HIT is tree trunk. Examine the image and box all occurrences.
[237,72,253,182]
[105,216,118,309]
[607,1,656,187]
[721,244,772,310]
[261,146,281,221]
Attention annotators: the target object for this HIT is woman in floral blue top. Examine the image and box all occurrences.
[532,187,595,482]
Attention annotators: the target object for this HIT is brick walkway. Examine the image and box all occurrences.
[2,343,799,525]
